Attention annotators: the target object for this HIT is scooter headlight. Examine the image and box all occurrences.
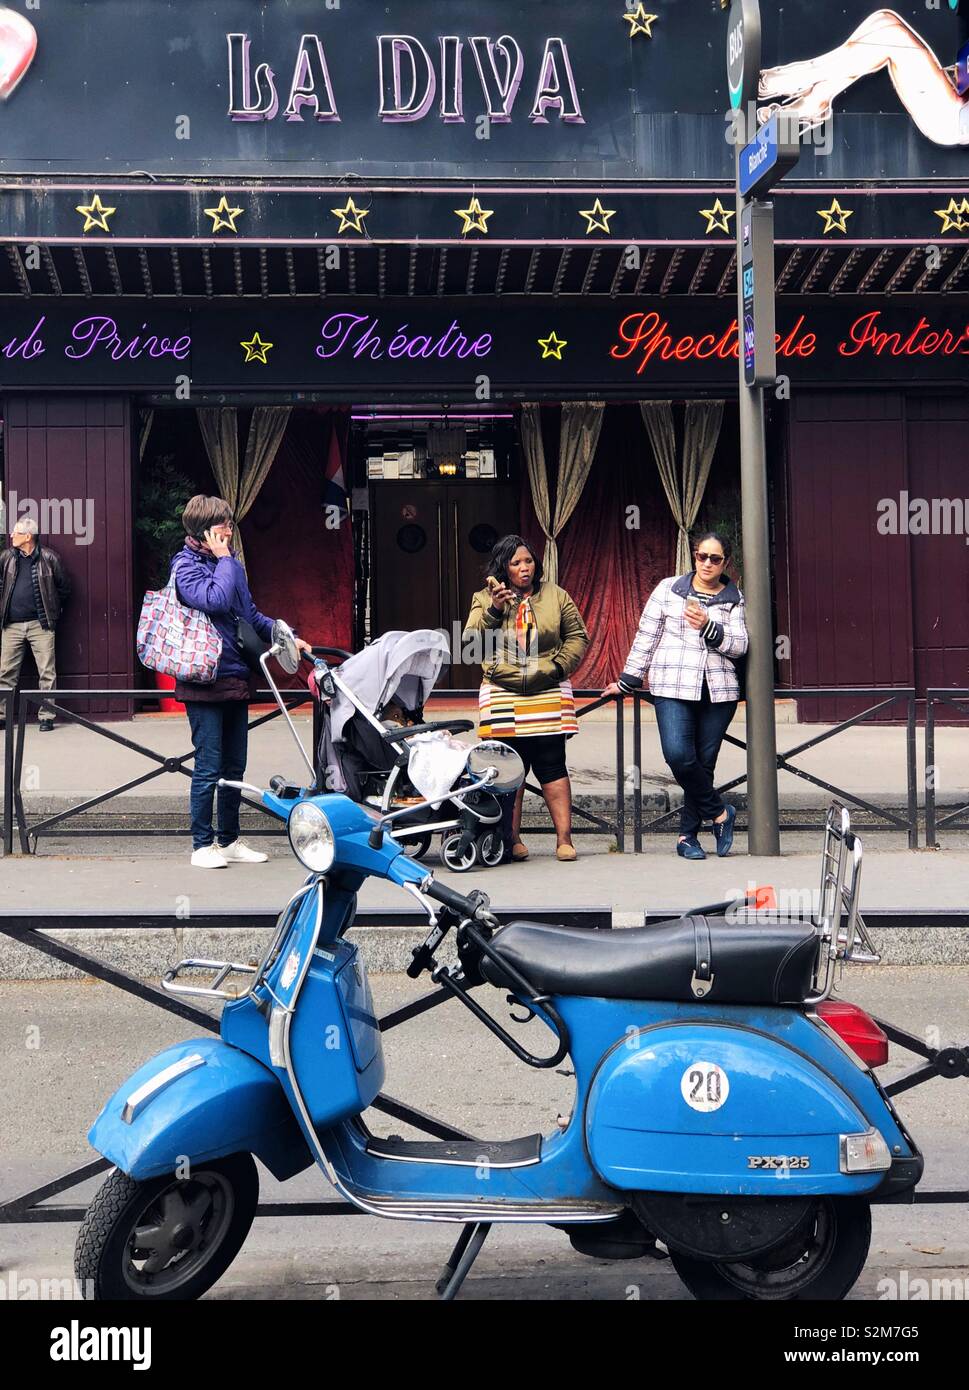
[287,802,335,873]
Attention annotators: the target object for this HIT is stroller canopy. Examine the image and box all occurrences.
[328,629,450,750]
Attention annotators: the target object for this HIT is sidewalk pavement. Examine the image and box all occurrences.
[2,702,968,976]
[2,832,968,975]
[3,701,967,810]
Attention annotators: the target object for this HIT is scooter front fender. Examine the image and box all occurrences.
[88,1038,312,1182]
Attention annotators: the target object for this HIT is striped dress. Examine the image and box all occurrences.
[477,596,579,738]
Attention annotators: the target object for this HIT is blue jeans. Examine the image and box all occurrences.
[653,687,737,837]
[185,701,250,850]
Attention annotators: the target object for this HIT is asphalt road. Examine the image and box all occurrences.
[1,967,967,1301]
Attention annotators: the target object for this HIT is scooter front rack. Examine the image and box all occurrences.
[161,881,316,1004]
[161,957,260,1001]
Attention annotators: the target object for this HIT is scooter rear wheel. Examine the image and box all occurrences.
[74,1152,258,1301]
[668,1197,871,1301]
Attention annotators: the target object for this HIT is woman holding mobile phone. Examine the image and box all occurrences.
[170,495,312,869]
[604,531,748,860]
[464,535,589,862]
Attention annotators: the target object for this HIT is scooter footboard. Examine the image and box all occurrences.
[585,1022,889,1197]
[87,1038,312,1182]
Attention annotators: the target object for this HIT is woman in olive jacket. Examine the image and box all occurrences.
[463,534,589,861]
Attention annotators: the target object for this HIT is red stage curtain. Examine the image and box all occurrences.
[242,409,353,681]
[536,404,677,690]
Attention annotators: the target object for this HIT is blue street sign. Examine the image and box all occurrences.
[739,114,800,199]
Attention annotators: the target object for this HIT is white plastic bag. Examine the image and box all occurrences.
[407,731,472,809]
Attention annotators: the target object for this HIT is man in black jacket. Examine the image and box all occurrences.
[0,517,72,731]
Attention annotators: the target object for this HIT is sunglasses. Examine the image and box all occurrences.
[695,551,725,565]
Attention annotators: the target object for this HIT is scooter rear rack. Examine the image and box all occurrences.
[807,804,880,1003]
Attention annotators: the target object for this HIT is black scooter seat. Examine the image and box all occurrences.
[480,914,818,1005]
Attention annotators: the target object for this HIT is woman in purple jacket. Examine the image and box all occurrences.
[172,495,311,869]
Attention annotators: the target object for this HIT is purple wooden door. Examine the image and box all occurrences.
[784,393,914,723]
[4,395,134,715]
[907,396,969,708]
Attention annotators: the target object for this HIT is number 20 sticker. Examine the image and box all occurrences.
[681,1061,729,1113]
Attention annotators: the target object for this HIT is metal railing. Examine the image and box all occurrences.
[1,681,932,854]
[924,689,969,848]
[0,910,965,1225]
[628,687,919,851]
[8,686,316,854]
[0,906,611,1227]
[4,647,352,856]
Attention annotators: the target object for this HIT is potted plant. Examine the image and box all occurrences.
[135,453,196,713]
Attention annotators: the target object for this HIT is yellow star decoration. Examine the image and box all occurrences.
[817,198,854,235]
[699,198,735,235]
[331,197,370,234]
[538,331,567,360]
[623,4,659,38]
[579,198,617,235]
[935,197,969,234]
[454,196,493,236]
[75,195,116,233]
[240,332,273,365]
[204,197,244,234]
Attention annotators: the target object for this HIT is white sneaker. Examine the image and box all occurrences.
[219,839,269,864]
[191,845,227,869]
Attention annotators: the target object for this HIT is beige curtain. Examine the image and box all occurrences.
[640,399,724,574]
[196,405,292,569]
[138,408,154,460]
[521,401,604,584]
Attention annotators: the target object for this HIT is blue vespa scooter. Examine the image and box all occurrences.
[75,623,922,1301]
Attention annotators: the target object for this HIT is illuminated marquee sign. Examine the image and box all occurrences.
[0,303,966,394]
[1,1,964,182]
[610,310,969,375]
[228,32,585,125]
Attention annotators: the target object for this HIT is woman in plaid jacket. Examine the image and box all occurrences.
[605,531,748,860]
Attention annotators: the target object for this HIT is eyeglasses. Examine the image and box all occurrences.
[695,551,725,565]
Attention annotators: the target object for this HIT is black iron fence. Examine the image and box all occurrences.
[6,685,318,855]
[1,910,966,1228]
[629,687,919,851]
[0,906,610,1229]
[924,689,969,849]
[4,680,967,855]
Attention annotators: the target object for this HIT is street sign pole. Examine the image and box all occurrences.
[727,0,781,855]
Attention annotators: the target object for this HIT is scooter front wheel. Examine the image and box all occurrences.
[74,1152,258,1301]
[668,1197,871,1301]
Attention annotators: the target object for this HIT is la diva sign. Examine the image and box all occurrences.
[227,32,585,125]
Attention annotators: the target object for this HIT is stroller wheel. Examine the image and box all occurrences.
[441,833,478,873]
[477,830,505,868]
[392,832,432,861]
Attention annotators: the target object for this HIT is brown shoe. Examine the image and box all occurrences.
[511,841,529,861]
[556,844,577,862]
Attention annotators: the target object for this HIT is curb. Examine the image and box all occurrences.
[2,921,967,980]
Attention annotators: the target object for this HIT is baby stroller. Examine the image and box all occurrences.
[312,630,507,871]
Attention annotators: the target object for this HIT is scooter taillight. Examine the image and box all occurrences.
[815,1001,889,1068]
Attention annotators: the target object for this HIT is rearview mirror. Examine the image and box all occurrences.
[466,741,525,794]
[272,619,300,675]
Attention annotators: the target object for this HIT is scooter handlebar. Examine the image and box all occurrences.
[425,879,490,921]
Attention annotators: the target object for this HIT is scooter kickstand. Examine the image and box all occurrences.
[436,1222,491,1301]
